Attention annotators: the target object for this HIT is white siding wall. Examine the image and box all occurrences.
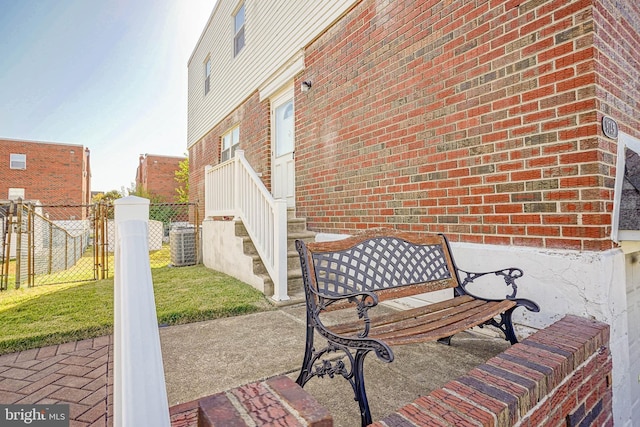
[187,0,357,147]
[624,245,640,425]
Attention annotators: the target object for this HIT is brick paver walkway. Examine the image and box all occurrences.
[0,336,113,427]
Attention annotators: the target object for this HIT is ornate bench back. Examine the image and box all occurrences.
[299,229,461,304]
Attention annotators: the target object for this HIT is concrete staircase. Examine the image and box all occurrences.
[234,209,315,304]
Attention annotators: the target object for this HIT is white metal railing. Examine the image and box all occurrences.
[113,196,170,427]
[205,150,288,301]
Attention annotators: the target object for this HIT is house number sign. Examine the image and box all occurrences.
[602,116,618,139]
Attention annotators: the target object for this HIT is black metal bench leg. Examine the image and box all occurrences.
[503,309,518,344]
[437,336,452,345]
[353,349,373,427]
[296,321,315,386]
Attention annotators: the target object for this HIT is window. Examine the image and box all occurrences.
[10,153,26,170]
[8,188,25,200]
[221,126,240,162]
[233,3,245,57]
[612,132,640,242]
[204,57,212,95]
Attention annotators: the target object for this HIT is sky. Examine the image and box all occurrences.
[0,0,216,193]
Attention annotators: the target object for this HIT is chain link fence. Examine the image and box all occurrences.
[0,201,199,290]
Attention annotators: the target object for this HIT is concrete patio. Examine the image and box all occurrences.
[0,302,511,427]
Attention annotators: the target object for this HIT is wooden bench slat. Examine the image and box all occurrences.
[329,295,477,335]
[383,299,517,345]
[368,299,488,337]
[371,299,501,340]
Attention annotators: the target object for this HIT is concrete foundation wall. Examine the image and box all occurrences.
[201,219,265,292]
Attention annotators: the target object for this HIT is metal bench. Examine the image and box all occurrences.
[294,228,539,426]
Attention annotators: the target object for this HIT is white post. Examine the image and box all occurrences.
[234,150,244,220]
[113,196,170,427]
[271,199,289,302]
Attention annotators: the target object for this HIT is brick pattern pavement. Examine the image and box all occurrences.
[0,336,113,427]
[193,376,332,427]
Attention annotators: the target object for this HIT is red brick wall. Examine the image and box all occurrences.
[0,139,90,220]
[136,154,186,203]
[594,0,640,136]
[371,315,612,427]
[293,0,640,251]
[189,91,270,223]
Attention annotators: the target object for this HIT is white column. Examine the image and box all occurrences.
[113,196,170,427]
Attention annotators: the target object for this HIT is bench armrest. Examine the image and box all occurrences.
[456,268,539,311]
[311,287,380,337]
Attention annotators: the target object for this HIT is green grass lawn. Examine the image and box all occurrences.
[0,264,273,355]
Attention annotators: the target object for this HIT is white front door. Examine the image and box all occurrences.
[272,89,295,207]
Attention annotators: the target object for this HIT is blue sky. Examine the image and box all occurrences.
[0,0,215,193]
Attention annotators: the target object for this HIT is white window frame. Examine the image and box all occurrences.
[204,57,212,95]
[233,3,245,57]
[8,188,25,200]
[221,126,240,162]
[10,153,26,170]
[612,132,640,242]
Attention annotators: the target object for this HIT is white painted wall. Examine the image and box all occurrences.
[187,0,357,147]
[621,242,640,425]
[201,218,265,292]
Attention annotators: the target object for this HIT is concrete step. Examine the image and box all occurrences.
[236,213,315,299]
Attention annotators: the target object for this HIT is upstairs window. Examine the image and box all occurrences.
[221,126,239,162]
[204,57,212,95]
[233,3,245,57]
[10,153,26,170]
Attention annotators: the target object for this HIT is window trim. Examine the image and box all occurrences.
[204,56,212,95]
[233,3,245,57]
[612,132,640,242]
[221,126,240,162]
[10,153,26,170]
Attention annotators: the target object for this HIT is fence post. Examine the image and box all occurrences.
[113,196,170,427]
[272,199,289,302]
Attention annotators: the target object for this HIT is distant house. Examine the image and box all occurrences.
[187,1,640,424]
[0,138,91,219]
[135,154,186,202]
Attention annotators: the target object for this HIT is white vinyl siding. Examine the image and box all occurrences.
[187,0,357,147]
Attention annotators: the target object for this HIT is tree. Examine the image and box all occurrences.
[92,190,122,203]
[175,157,189,203]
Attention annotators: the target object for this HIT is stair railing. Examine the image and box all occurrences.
[205,150,289,301]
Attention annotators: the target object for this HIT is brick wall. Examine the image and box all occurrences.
[189,91,270,223]
[594,0,640,136]
[136,154,186,203]
[0,139,90,220]
[293,0,640,251]
[371,315,612,427]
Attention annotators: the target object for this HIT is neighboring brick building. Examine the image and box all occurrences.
[0,138,91,219]
[188,0,639,423]
[135,154,186,202]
